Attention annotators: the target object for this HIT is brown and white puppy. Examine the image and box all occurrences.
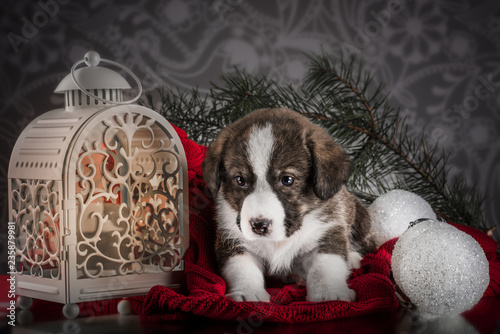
[202,108,374,302]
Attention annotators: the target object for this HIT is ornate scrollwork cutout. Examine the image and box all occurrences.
[11,179,61,279]
[75,112,184,279]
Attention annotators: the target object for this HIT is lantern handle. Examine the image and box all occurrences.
[70,51,143,105]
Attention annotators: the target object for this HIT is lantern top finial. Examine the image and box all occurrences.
[54,51,143,110]
[54,54,131,93]
[84,51,101,67]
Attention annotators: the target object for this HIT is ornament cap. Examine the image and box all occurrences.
[408,218,436,229]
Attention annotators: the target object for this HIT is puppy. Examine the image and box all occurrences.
[202,108,374,302]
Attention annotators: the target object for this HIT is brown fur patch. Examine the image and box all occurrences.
[215,232,245,270]
[350,200,376,256]
[317,224,348,259]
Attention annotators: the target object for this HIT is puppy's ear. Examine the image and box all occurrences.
[307,128,352,200]
[202,131,229,197]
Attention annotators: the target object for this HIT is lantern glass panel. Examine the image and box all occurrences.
[75,112,184,280]
[12,179,62,279]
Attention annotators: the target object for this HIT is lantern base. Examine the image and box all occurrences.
[62,303,80,319]
[17,296,33,310]
[117,299,132,315]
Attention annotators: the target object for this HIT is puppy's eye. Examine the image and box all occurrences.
[235,176,247,188]
[281,175,294,186]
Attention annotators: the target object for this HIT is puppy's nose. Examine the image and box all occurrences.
[250,218,271,236]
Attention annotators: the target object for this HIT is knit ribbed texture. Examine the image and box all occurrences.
[138,126,500,323]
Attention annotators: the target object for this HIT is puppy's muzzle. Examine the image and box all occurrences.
[250,217,271,236]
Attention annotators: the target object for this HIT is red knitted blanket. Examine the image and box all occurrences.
[17,125,500,326]
[135,125,500,323]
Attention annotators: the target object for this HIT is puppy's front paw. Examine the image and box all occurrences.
[305,253,356,302]
[226,289,271,302]
[221,253,269,302]
[306,280,356,302]
[348,251,363,269]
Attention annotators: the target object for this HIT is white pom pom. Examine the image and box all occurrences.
[368,189,436,247]
[392,220,490,317]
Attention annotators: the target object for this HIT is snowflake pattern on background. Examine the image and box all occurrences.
[383,1,447,64]
[0,0,499,267]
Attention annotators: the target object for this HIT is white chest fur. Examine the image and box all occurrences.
[217,193,338,274]
[243,209,334,275]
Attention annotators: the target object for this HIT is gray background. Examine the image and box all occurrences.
[1,0,500,272]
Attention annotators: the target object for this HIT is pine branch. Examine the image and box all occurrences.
[141,69,278,145]
[141,53,488,230]
[299,52,485,229]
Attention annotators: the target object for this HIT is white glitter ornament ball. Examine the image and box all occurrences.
[368,189,436,247]
[392,220,490,317]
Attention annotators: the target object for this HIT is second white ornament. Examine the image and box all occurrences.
[368,189,437,247]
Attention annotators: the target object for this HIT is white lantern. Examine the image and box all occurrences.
[8,52,189,318]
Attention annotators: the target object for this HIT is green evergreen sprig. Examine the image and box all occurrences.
[141,52,487,230]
